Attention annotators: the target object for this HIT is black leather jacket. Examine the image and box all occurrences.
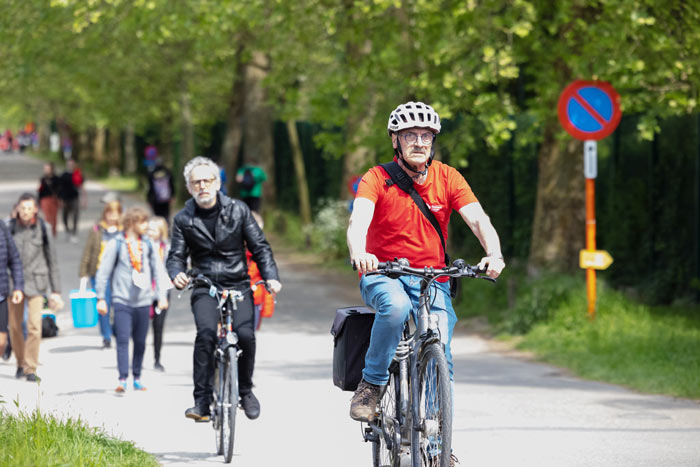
[166,194,279,288]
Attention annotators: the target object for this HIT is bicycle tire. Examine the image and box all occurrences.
[411,342,452,467]
[222,347,238,463]
[214,358,223,455]
[372,367,402,467]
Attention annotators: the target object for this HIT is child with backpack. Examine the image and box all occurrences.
[95,207,170,393]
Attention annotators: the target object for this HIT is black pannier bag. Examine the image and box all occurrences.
[331,306,375,391]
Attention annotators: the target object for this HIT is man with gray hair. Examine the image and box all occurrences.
[167,156,282,422]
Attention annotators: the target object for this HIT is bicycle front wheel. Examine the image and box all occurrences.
[222,347,239,463]
[412,342,452,467]
[214,359,223,455]
[372,366,401,467]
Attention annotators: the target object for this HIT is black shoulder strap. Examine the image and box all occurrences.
[380,161,450,266]
[39,219,50,262]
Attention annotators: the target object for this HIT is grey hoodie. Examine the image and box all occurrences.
[95,234,169,308]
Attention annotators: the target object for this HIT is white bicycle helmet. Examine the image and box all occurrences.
[387,101,441,136]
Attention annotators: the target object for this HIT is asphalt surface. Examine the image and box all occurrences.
[1,151,699,466]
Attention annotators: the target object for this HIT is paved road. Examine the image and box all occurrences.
[1,152,699,466]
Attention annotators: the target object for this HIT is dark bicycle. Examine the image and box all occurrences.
[184,271,267,464]
[361,258,495,467]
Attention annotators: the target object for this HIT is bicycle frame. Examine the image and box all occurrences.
[362,259,494,466]
[367,277,441,458]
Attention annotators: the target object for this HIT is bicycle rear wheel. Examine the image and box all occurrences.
[372,367,401,467]
[412,342,452,467]
[222,347,239,463]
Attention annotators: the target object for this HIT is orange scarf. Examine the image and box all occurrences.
[126,237,143,272]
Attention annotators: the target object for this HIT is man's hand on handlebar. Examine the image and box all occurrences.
[266,279,282,295]
[477,254,505,279]
[173,272,191,290]
[351,252,379,275]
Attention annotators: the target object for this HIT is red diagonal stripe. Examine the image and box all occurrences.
[572,92,607,127]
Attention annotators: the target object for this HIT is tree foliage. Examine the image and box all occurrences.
[1,0,698,274]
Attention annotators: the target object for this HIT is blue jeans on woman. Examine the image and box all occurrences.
[90,277,112,342]
[113,303,150,380]
[359,273,457,386]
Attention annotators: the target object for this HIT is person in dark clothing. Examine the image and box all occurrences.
[167,156,282,423]
[57,159,81,242]
[147,161,175,223]
[0,219,24,361]
[38,162,60,236]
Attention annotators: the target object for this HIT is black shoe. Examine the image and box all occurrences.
[25,373,41,383]
[240,392,260,420]
[103,339,111,349]
[15,367,24,379]
[2,345,10,361]
[154,361,165,372]
[185,406,210,423]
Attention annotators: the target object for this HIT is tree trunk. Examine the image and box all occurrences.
[243,51,276,207]
[181,91,195,164]
[342,116,374,200]
[528,120,585,274]
[220,55,246,195]
[107,128,121,176]
[124,124,137,175]
[93,126,106,175]
[286,120,312,226]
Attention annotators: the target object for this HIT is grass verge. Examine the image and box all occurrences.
[0,408,158,466]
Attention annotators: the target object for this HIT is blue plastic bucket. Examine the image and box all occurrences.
[70,287,98,328]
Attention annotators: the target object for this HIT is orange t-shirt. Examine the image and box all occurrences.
[356,160,478,269]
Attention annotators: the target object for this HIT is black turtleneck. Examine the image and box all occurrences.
[195,201,221,237]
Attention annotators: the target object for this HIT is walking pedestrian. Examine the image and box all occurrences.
[235,164,267,213]
[95,206,170,393]
[147,216,171,371]
[146,159,174,223]
[38,162,60,236]
[0,218,24,364]
[7,193,63,383]
[57,159,82,243]
[79,193,123,348]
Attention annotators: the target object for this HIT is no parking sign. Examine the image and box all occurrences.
[558,80,621,141]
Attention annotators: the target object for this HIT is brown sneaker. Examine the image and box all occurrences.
[349,379,381,422]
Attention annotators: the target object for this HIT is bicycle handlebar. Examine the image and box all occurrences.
[355,258,496,283]
[185,269,271,293]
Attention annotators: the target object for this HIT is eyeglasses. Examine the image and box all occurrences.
[400,131,435,145]
[190,177,216,189]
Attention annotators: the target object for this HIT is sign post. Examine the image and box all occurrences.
[558,80,621,319]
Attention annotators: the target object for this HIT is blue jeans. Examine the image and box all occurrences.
[113,303,150,380]
[91,277,112,341]
[359,274,457,386]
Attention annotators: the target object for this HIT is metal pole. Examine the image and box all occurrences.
[584,140,597,319]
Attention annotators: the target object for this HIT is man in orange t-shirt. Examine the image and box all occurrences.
[346,101,506,424]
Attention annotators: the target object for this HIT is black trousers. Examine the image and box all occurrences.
[62,198,79,235]
[191,286,256,410]
[151,301,168,363]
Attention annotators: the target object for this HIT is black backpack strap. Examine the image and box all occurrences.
[380,161,450,267]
